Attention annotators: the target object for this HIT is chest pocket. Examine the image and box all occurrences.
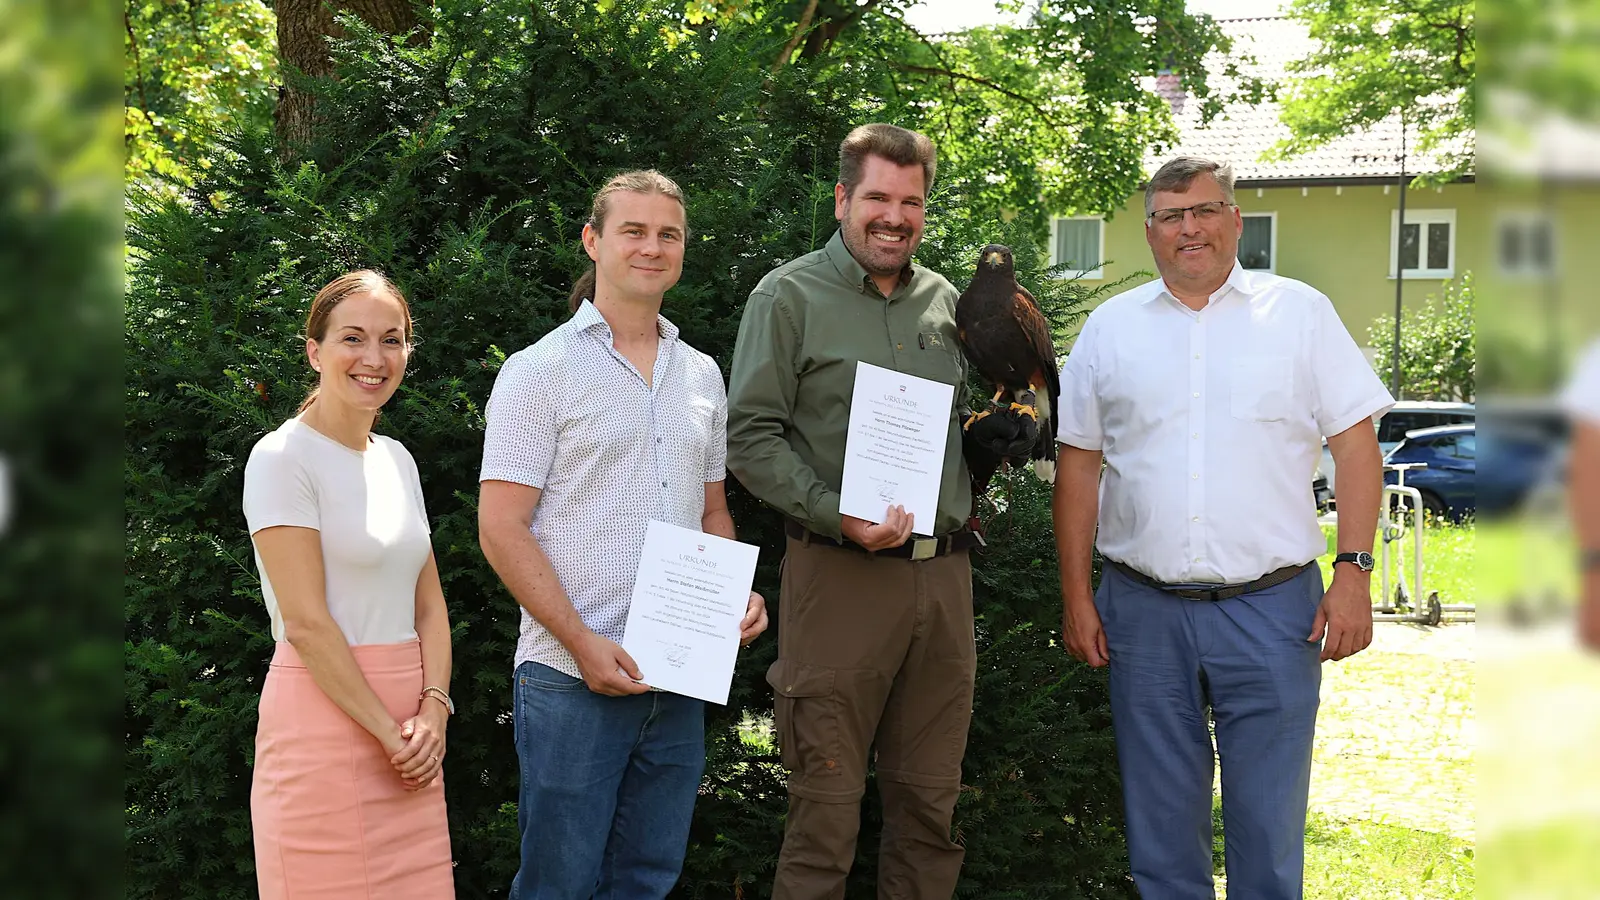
[1230,356,1296,422]
[904,331,964,388]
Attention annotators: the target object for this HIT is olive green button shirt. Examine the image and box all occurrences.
[727,229,972,540]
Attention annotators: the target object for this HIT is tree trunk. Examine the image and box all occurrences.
[274,0,418,152]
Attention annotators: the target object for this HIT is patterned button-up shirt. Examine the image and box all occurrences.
[480,300,728,677]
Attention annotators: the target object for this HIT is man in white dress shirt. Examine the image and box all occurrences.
[1052,156,1393,899]
[1563,339,1600,651]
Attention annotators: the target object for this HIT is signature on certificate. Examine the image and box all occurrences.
[875,480,898,504]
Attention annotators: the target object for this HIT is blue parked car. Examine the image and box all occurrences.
[1382,424,1475,520]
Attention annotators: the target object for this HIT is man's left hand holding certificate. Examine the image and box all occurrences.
[622,521,761,704]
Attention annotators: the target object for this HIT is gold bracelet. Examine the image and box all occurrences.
[420,685,454,715]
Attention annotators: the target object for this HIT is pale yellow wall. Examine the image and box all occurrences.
[1071,182,1488,349]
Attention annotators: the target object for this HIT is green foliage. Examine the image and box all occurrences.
[2,0,124,897]
[677,0,1262,223]
[1480,0,1600,130]
[1272,0,1474,182]
[126,1,1131,896]
[1367,274,1475,401]
[124,0,278,190]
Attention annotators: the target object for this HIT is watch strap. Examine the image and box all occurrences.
[1333,551,1373,572]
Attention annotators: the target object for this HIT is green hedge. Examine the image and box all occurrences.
[125,2,1130,896]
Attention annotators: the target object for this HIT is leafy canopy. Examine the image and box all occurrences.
[1272,0,1474,182]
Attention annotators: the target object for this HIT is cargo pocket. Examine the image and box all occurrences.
[766,658,840,779]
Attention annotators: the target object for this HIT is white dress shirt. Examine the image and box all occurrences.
[1562,339,1600,424]
[480,300,729,678]
[1056,264,1394,584]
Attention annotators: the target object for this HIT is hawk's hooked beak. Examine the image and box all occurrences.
[983,251,1004,267]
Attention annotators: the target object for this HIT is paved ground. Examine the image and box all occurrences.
[1309,621,1476,839]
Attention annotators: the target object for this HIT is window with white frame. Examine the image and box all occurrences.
[1389,208,1456,279]
[1497,211,1555,278]
[1050,216,1103,279]
[1238,212,1275,271]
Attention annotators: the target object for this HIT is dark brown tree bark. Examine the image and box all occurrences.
[273,0,418,152]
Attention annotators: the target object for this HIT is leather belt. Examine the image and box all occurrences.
[784,519,983,561]
[1106,558,1313,602]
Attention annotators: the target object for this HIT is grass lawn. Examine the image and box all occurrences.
[1316,518,1475,609]
[1203,521,1480,898]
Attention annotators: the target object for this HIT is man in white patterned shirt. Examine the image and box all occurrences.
[1052,156,1393,899]
[478,170,768,900]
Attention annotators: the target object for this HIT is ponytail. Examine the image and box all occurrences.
[568,266,596,313]
[296,386,320,415]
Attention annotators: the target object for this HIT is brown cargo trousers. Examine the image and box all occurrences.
[766,534,977,900]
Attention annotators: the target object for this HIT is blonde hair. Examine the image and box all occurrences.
[567,170,688,312]
[298,269,413,414]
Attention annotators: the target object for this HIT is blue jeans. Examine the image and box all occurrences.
[509,661,706,900]
[1097,564,1324,900]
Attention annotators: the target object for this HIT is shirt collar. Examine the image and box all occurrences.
[572,298,679,343]
[1146,261,1255,308]
[825,229,915,296]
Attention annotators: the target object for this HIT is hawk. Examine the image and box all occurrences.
[955,244,1060,494]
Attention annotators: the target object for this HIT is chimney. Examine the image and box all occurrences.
[1156,69,1187,116]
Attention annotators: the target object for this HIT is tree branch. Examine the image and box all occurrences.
[889,62,1065,128]
[1391,0,1473,77]
[125,9,152,131]
[772,0,819,74]
[875,4,961,132]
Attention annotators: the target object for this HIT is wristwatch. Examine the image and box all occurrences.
[1333,551,1375,573]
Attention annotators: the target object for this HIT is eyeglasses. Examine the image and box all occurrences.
[1146,201,1235,227]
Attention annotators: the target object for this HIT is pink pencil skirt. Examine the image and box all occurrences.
[251,639,455,899]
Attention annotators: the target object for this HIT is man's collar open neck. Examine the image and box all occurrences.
[826,229,913,298]
[578,295,674,341]
[1155,262,1250,311]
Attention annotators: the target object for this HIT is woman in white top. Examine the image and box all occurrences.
[243,270,455,898]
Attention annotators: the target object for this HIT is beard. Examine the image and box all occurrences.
[841,212,918,277]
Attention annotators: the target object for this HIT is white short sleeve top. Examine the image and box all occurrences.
[243,417,432,645]
[1055,264,1394,583]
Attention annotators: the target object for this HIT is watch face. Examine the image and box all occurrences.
[1357,551,1374,570]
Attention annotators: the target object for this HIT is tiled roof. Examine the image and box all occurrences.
[1146,17,1462,182]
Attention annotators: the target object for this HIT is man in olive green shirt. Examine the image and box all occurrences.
[727,124,979,899]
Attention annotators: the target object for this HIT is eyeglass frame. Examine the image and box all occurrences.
[1144,200,1238,227]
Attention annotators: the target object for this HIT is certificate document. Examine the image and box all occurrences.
[838,361,954,537]
[621,520,759,705]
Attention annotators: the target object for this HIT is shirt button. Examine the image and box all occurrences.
[1192,473,1199,480]
[1194,354,1201,359]
[1192,433,1199,439]
[897,343,903,350]
[1193,516,1201,522]
[1194,556,1203,563]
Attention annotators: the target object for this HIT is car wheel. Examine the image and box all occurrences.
[1394,490,1449,523]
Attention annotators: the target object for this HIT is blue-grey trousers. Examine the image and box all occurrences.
[1096,562,1324,900]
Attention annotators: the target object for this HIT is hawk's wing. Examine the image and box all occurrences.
[1009,282,1056,382]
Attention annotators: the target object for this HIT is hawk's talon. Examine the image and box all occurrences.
[963,409,993,432]
[1008,402,1038,421]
